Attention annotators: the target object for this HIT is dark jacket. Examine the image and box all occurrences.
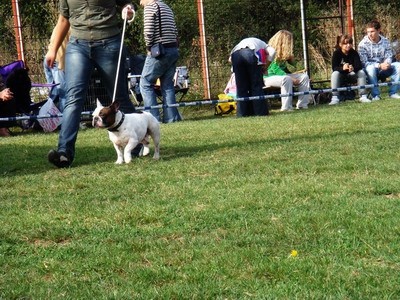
[0,74,5,91]
[331,48,363,73]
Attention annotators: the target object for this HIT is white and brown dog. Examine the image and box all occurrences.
[92,100,160,164]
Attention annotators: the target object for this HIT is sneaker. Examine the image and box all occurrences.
[359,95,371,103]
[328,96,340,105]
[48,149,71,168]
[372,96,381,101]
[389,93,400,99]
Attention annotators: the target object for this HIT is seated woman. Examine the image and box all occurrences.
[263,30,311,111]
[0,74,15,137]
[330,34,369,105]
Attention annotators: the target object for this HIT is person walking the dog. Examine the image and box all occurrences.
[45,0,137,168]
[139,0,182,123]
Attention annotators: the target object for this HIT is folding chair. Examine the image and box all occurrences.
[154,66,190,102]
[172,66,190,101]
[127,54,146,105]
[127,54,190,105]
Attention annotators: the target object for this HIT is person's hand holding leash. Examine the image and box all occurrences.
[122,4,135,23]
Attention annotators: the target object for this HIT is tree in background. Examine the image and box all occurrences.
[1,0,400,97]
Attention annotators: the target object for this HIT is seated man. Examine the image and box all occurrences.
[358,20,400,100]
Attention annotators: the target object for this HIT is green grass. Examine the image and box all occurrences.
[1,99,400,299]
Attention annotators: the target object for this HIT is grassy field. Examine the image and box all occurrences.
[1,99,400,299]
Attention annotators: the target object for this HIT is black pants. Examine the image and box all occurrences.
[0,98,16,127]
[231,48,268,117]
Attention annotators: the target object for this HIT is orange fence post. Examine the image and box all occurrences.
[196,0,211,99]
[11,0,25,62]
[346,0,355,41]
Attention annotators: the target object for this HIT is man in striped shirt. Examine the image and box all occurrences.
[140,0,182,123]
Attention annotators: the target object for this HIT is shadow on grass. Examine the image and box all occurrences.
[1,118,398,177]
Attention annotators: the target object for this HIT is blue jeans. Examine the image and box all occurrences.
[231,48,268,117]
[43,58,67,112]
[365,62,400,97]
[58,35,135,160]
[331,70,367,98]
[140,47,182,123]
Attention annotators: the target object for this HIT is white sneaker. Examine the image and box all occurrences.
[390,93,400,99]
[328,96,340,105]
[372,96,381,101]
[359,95,371,103]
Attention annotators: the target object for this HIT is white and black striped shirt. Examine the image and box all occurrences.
[143,0,178,49]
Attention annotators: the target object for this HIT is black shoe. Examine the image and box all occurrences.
[48,149,71,168]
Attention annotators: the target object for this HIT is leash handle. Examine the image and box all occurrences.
[112,9,135,103]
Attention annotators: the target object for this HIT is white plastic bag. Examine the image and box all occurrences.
[37,98,62,132]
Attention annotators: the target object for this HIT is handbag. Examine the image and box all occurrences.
[150,3,165,58]
[151,43,165,58]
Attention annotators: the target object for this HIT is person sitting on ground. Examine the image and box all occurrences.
[0,74,15,136]
[357,20,400,101]
[263,30,311,111]
[229,37,275,117]
[330,34,369,105]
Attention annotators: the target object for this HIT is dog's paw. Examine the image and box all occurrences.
[124,156,132,164]
[153,153,160,160]
[115,159,124,164]
[142,145,150,156]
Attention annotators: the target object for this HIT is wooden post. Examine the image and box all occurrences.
[196,0,211,99]
[346,0,355,41]
[11,0,25,62]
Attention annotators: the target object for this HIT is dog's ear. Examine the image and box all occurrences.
[96,99,104,109]
[110,101,120,112]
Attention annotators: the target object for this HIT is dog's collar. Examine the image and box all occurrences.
[107,112,125,132]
